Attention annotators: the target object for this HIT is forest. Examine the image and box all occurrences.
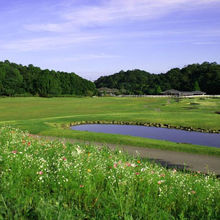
[95,62,220,95]
[0,60,220,96]
[0,60,96,97]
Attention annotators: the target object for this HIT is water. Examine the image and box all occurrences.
[71,124,220,148]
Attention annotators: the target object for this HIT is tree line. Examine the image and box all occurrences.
[95,62,220,95]
[0,60,96,97]
[1,60,220,96]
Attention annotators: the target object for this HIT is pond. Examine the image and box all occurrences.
[71,124,220,148]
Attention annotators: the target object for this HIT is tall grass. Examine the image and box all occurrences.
[0,127,219,219]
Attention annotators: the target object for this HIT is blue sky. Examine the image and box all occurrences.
[0,0,220,80]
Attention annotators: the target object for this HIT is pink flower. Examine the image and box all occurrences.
[158,180,165,185]
[136,172,140,175]
[37,171,43,175]
[173,169,177,173]
[12,150,17,154]
[126,162,131,167]
[113,163,117,168]
[80,185,84,188]
[63,157,67,161]
[191,190,196,194]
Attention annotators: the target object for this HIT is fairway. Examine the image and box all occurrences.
[1,96,220,156]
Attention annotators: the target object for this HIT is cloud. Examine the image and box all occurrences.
[24,23,66,32]
[3,0,219,52]
[1,34,101,51]
[23,0,219,33]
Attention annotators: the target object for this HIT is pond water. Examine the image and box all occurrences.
[71,124,220,148]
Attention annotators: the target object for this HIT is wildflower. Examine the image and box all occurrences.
[80,185,84,188]
[63,157,67,161]
[126,162,131,167]
[28,142,31,146]
[137,160,141,164]
[37,171,43,175]
[160,173,165,177]
[76,146,82,154]
[113,163,117,168]
[11,150,17,154]
[158,180,165,185]
[88,152,91,157]
[151,171,155,174]
[22,140,26,144]
[136,172,140,175]
[191,190,196,194]
[173,169,177,173]
[131,163,136,167]
[88,169,91,173]
[197,171,201,174]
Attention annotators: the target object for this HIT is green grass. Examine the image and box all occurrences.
[0,97,220,156]
[0,126,219,219]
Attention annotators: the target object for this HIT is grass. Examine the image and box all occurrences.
[0,96,220,156]
[0,126,219,219]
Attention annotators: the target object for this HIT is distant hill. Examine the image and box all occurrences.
[95,62,220,95]
[0,60,96,97]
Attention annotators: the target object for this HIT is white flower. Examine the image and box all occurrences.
[76,146,82,154]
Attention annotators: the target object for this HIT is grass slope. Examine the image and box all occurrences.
[0,127,219,219]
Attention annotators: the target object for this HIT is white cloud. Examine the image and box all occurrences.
[2,34,101,51]
[23,0,220,33]
[3,0,219,52]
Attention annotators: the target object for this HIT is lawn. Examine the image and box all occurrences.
[0,96,220,156]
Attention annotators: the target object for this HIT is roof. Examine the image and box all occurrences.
[161,89,180,94]
[161,89,206,96]
[98,87,119,93]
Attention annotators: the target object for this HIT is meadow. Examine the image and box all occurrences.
[0,96,220,156]
[0,126,219,219]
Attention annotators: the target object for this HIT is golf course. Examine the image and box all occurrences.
[1,96,220,156]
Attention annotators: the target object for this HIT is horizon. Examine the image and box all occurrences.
[1,0,220,80]
[1,59,217,82]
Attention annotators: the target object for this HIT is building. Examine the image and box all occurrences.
[161,89,206,96]
[98,87,119,96]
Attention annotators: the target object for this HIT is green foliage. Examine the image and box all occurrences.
[194,81,201,91]
[0,60,96,97]
[0,126,219,219]
[95,62,220,95]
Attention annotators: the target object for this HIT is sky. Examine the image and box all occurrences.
[0,0,220,80]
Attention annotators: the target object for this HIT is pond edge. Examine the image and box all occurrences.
[63,120,220,134]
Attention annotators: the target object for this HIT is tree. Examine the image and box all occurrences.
[3,65,23,95]
[193,81,200,91]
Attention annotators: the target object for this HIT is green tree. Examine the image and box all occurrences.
[193,81,200,91]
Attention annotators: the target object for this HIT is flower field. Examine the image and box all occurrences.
[0,127,219,219]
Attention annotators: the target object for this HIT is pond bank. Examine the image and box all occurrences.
[65,120,220,133]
